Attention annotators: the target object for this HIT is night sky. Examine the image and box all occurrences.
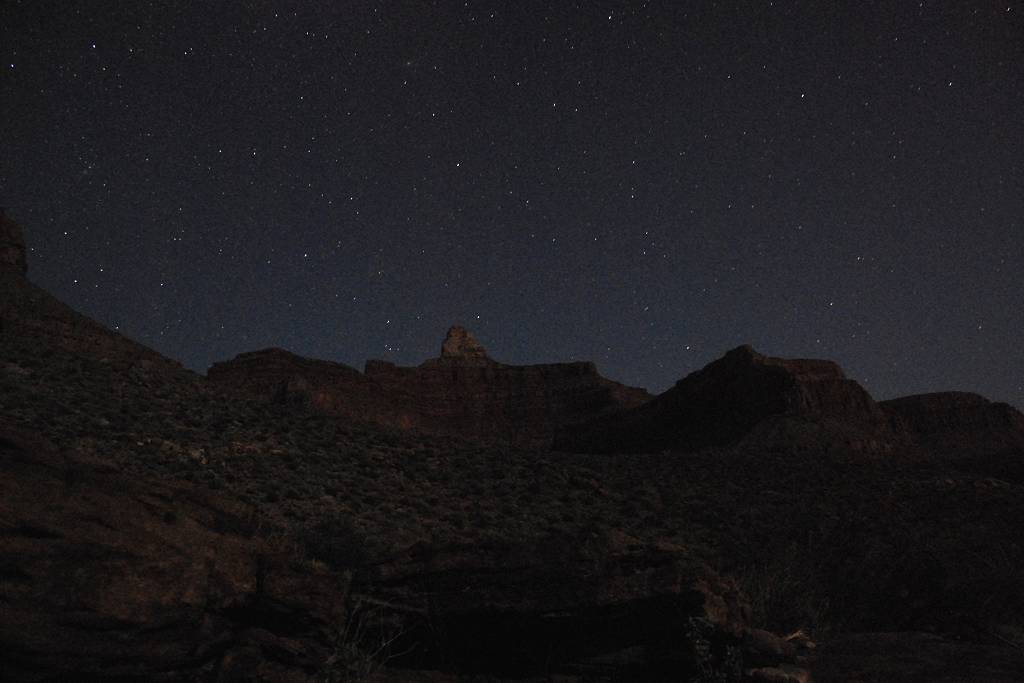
[2,1,1022,406]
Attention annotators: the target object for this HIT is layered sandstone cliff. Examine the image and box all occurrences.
[208,326,652,446]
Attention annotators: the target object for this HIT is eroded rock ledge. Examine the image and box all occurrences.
[208,326,651,446]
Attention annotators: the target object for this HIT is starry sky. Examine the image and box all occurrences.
[2,1,1022,406]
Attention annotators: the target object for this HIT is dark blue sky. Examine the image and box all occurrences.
[2,1,1021,406]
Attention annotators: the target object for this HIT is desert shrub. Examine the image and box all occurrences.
[738,534,836,637]
[686,617,743,683]
[320,598,407,683]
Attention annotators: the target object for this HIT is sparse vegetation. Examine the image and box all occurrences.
[686,617,744,683]
[320,598,408,683]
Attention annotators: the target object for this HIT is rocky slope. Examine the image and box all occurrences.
[210,326,652,447]
[0,215,185,377]
[3,415,809,682]
[0,422,350,682]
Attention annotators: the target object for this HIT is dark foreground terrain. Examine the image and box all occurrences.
[2,215,1023,681]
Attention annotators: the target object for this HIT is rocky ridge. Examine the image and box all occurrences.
[0,218,184,377]
[210,325,652,447]
[555,344,895,454]
[882,391,1024,460]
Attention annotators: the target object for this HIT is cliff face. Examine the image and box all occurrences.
[367,357,650,444]
[556,345,891,454]
[208,327,651,446]
[207,347,406,423]
[881,392,1024,459]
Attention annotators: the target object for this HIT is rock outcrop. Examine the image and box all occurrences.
[209,326,651,446]
[4,218,1022,682]
[0,211,28,276]
[556,345,891,454]
[0,423,350,682]
[206,346,404,420]
[353,531,802,680]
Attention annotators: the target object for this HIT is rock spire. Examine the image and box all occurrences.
[440,325,489,360]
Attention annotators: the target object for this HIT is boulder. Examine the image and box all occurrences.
[746,664,813,683]
[351,531,758,679]
[744,628,798,666]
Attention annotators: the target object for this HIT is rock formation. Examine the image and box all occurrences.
[209,326,652,446]
[556,344,891,454]
[206,347,403,420]
[881,391,1024,459]
[0,210,27,276]
[439,324,489,361]
[351,531,806,680]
